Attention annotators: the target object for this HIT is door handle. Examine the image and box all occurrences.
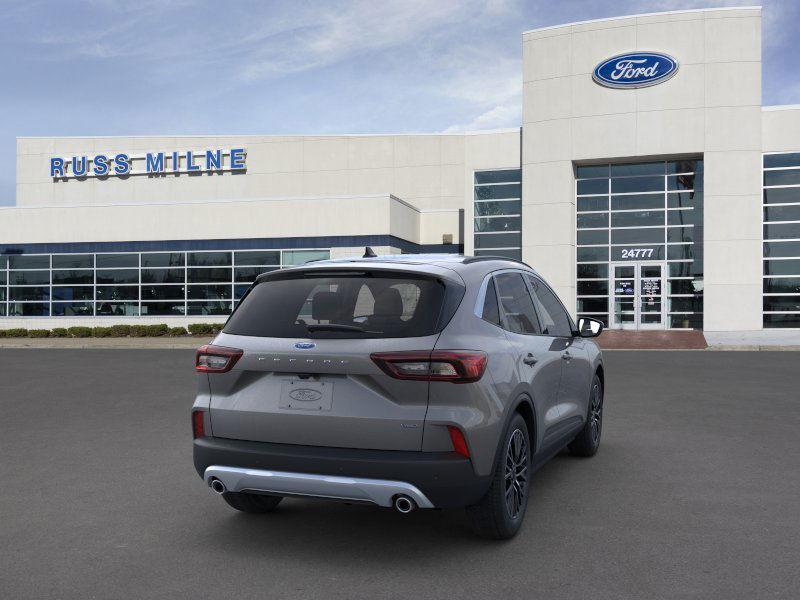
[561,351,572,361]
[523,353,538,366]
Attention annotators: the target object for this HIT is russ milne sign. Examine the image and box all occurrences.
[50,148,246,179]
[593,52,678,89]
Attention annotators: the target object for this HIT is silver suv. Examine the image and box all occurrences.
[192,253,604,539]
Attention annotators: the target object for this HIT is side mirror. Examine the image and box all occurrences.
[577,317,604,338]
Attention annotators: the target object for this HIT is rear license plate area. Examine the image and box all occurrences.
[279,379,333,411]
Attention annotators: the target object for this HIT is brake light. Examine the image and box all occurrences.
[192,410,205,439]
[195,344,243,373]
[447,426,470,458]
[370,351,487,383]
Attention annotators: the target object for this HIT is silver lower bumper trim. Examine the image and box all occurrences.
[203,465,435,508]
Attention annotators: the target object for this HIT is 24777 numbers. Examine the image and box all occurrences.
[620,248,655,259]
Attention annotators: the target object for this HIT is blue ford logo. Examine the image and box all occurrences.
[294,342,316,350]
[593,52,678,89]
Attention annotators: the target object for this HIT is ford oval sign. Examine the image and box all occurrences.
[294,342,316,350]
[593,52,678,89]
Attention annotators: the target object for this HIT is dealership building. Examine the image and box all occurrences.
[2,6,800,336]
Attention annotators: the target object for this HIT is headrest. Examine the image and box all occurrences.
[372,288,403,317]
[311,291,341,321]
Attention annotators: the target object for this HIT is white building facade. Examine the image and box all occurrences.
[2,6,800,334]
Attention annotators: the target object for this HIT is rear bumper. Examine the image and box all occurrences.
[194,437,491,508]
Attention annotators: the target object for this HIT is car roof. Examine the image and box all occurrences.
[295,252,541,280]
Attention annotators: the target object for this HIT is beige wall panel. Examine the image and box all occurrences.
[636,17,706,64]
[704,16,760,63]
[524,77,573,122]
[570,76,636,118]
[347,136,395,169]
[635,63,705,112]
[634,108,705,156]
[302,138,349,171]
[393,136,441,167]
[570,25,637,75]
[523,33,572,82]
[762,109,800,152]
[570,113,637,160]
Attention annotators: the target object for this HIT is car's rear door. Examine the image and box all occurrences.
[492,271,563,438]
[526,274,592,425]
[205,268,460,451]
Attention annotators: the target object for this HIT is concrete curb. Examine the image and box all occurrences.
[0,337,211,349]
[1,338,799,351]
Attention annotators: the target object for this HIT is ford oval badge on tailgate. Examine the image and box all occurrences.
[294,342,316,350]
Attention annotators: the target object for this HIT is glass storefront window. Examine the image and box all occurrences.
[0,247,330,318]
[576,159,704,329]
[188,252,232,266]
[764,152,800,328]
[9,255,49,269]
[96,254,137,268]
[474,170,521,258]
[141,253,185,268]
[52,254,93,269]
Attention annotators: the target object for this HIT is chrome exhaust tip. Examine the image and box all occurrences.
[394,495,416,514]
[209,478,227,495]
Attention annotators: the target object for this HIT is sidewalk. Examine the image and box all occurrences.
[0,337,210,349]
[0,331,798,350]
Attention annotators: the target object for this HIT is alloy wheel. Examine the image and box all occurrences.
[589,383,603,445]
[504,429,528,519]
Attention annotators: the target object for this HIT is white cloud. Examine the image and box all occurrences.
[442,103,521,132]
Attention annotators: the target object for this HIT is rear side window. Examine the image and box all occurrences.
[527,275,573,337]
[224,272,446,338]
[481,277,501,326]
[494,272,541,335]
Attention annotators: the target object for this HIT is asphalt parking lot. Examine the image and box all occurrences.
[1,350,798,600]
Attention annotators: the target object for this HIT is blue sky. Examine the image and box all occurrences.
[1,0,798,206]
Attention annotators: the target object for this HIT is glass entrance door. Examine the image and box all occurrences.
[610,262,666,330]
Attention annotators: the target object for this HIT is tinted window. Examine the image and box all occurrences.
[225,273,446,339]
[527,276,573,337]
[474,184,522,200]
[52,254,93,269]
[481,277,501,326]
[9,255,49,269]
[96,254,137,268]
[474,170,521,184]
[141,253,185,267]
[494,273,540,335]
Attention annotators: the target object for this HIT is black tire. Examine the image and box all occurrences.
[467,413,531,540]
[221,492,283,514]
[568,373,603,457]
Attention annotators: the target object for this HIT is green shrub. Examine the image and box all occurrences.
[188,323,212,335]
[109,324,132,337]
[168,326,188,337]
[146,324,169,337]
[50,328,69,338]
[5,328,28,338]
[28,329,51,338]
[211,323,226,333]
[130,325,149,337]
[67,326,92,338]
[0,330,6,338]
[92,327,113,338]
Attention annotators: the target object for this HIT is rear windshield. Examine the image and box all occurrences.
[224,272,447,338]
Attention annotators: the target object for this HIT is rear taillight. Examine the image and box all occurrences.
[192,410,205,439]
[195,344,243,373]
[370,350,487,383]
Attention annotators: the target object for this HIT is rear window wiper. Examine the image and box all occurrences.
[305,323,372,333]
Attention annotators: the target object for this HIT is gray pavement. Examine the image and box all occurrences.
[0,350,798,600]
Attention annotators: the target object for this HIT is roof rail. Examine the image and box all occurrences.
[461,255,533,268]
